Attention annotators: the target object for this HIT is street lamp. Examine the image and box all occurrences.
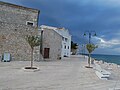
[82,44,85,58]
[84,31,96,44]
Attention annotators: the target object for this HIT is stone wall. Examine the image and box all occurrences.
[0,22,38,61]
[0,2,40,61]
[42,29,62,60]
[0,1,39,26]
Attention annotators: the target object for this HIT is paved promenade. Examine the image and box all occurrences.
[0,55,120,90]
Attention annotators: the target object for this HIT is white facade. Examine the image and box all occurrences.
[54,28,71,58]
[40,25,71,58]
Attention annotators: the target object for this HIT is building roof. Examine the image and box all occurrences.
[40,25,66,31]
[40,25,57,30]
[40,25,71,38]
[0,1,40,13]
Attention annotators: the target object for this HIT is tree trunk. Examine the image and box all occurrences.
[88,53,91,67]
[31,48,34,68]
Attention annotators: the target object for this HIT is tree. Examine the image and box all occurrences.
[71,41,78,55]
[86,44,98,67]
[25,35,41,68]
[71,41,78,49]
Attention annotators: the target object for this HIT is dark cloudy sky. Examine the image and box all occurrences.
[1,0,120,55]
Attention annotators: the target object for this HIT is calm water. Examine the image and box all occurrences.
[89,54,120,65]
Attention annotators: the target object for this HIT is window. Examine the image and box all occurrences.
[65,38,68,42]
[62,37,64,41]
[68,46,69,49]
[64,45,66,49]
[26,21,34,26]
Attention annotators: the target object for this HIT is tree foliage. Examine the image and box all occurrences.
[71,41,78,49]
[25,35,41,68]
[25,35,41,49]
[86,44,98,54]
[86,44,98,67]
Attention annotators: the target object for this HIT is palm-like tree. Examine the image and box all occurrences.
[86,44,98,67]
[25,35,41,68]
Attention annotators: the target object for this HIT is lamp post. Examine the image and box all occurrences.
[84,31,96,44]
[82,44,85,58]
[84,31,97,68]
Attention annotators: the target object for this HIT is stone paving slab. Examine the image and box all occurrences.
[0,55,119,90]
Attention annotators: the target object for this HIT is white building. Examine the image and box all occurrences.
[40,25,71,59]
[54,28,71,58]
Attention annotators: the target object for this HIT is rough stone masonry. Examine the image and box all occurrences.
[0,1,40,61]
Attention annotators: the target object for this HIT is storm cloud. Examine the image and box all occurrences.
[1,0,120,55]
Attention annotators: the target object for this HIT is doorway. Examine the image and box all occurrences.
[44,48,50,58]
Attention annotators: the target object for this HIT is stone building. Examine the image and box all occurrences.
[39,25,71,60]
[0,1,40,61]
[38,25,62,60]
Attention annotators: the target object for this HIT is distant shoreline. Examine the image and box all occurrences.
[80,54,120,65]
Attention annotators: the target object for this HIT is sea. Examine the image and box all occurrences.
[89,54,120,65]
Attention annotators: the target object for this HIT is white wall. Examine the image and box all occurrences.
[54,29,71,58]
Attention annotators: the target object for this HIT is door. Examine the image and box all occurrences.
[44,48,50,58]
